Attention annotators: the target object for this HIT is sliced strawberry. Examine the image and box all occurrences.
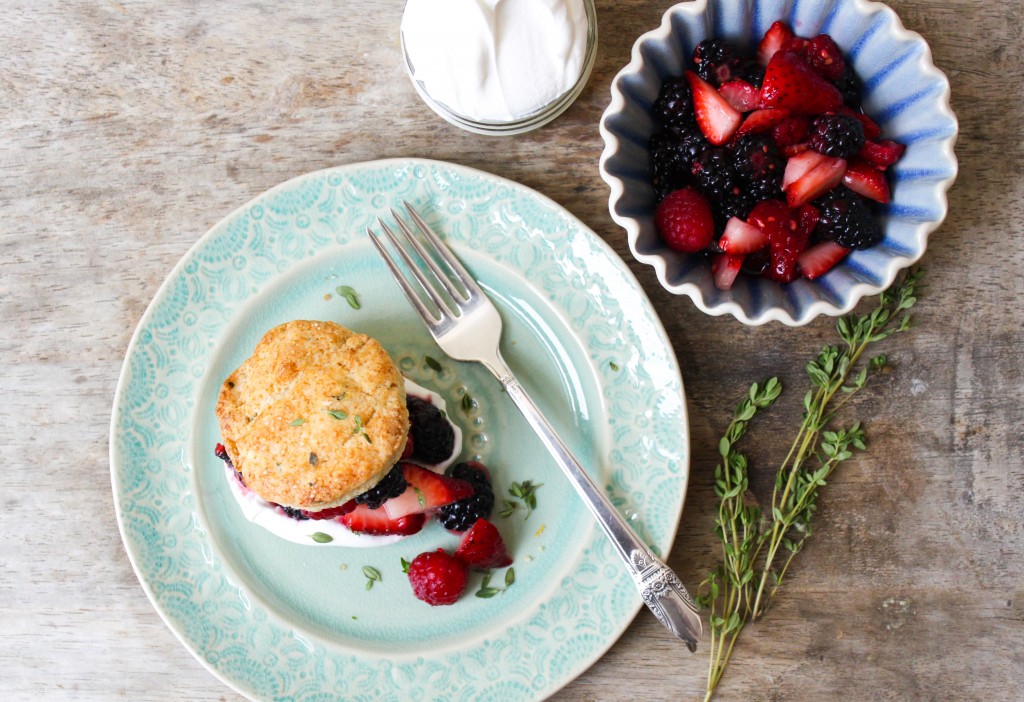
[384,462,474,519]
[783,36,809,54]
[785,156,847,207]
[781,142,811,157]
[843,160,891,203]
[757,20,794,66]
[685,70,742,146]
[798,241,851,279]
[858,139,906,170]
[454,518,513,569]
[840,106,882,141]
[712,252,745,291]
[804,34,846,81]
[303,500,357,520]
[761,50,844,114]
[720,216,767,254]
[340,504,425,535]
[782,149,827,189]
[718,79,761,112]
[737,107,791,135]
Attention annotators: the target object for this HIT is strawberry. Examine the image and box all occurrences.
[785,155,847,207]
[340,504,425,535]
[384,462,474,520]
[685,71,742,145]
[757,21,794,66]
[798,240,851,279]
[454,518,513,569]
[718,79,762,112]
[747,200,816,283]
[772,114,811,146]
[303,500,357,520]
[737,107,791,134]
[804,34,846,80]
[840,106,882,140]
[407,549,468,606]
[857,139,905,170]
[782,149,827,189]
[719,216,767,254]
[842,160,891,203]
[712,252,745,291]
[654,188,715,253]
[760,50,844,114]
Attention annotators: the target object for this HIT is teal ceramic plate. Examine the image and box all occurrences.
[110,159,690,701]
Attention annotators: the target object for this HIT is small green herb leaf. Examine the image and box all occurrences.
[504,567,515,587]
[400,557,411,574]
[290,418,306,426]
[415,487,425,508]
[425,356,443,372]
[336,285,361,310]
[461,392,474,413]
[476,587,500,598]
[362,565,382,582]
[310,532,333,543]
[326,410,348,420]
[308,452,318,466]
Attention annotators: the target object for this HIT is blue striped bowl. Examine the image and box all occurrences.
[599,0,957,326]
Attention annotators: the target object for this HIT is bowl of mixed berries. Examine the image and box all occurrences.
[600,0,957,325]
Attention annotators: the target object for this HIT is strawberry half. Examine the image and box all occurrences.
[842,160,891,203]
[303,500,357,520]
[454,518,513,569]
[718,79,762,112]
[737,108,791,135]
[757,20,794,66]
[785,155,848,207]
[685,70,742,146]
[719,216,767,254]
[712,252,745,291]
[760,50,844,114]
[384,462,474,519]
[340,505,426,536]
[858,139,906,170]
[798,241,851,279]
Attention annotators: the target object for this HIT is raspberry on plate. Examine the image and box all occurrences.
[654,188,715,252]
[407,549,469,606]
[454,518,513,569]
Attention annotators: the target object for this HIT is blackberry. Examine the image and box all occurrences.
[692,147,740,203]
[213,443,234,469]
[813,188,883,250]
[808,114,865,159]
[692,38,745,86]
[714,190,759,236]
[833,64,863,109]
[353,463,407,509]
[732,134,784,184]
[407,396,455,464]
[652,77,697,131]
[740,61,766,89]
[280,505,310,521]
[650,130,707,200]
[438,462,495,532]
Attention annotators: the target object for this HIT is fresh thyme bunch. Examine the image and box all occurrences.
[700,271,922,701]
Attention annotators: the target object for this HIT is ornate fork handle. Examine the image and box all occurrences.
[495,359,702,650]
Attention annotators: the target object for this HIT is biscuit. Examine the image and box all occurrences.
[215,320,409,511]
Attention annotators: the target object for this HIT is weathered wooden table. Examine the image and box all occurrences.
[3,1,1021,700]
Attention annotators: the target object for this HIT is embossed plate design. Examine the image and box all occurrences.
[110,159,690,700]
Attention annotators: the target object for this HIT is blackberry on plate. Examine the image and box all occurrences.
[808,113,865,159]
[652,77,697,131]
[354,463,407,509]
[732,134,784,184]
[692,147,739,203]
[214,442,234,469]
[280,505,310,521]
[438,461,495,532]
[813,187,883,250]
[407,395,456,464]
[692,38,745,86]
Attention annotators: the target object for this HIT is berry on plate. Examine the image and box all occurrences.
[340,504,425,536]
[407,549,469,606]
[438,461,496,532]
[407,396,455,464]
[455,518,513,569]
[654,187,715,252]
[383,462,474,520]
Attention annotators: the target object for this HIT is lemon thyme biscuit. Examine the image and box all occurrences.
[215,320,409,511]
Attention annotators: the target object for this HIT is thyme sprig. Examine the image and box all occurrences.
[700,271,922,701]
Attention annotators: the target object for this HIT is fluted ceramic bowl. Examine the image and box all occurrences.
[599,0,957,325]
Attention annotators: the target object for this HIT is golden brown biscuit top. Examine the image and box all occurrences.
[215,320,409,510]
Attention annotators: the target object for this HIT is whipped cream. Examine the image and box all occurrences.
[401,0,589,122]
[224,379,463,548]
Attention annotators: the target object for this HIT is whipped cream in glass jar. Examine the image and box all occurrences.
[401,0,597,135]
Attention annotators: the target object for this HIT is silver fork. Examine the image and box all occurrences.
[368,202,702,651]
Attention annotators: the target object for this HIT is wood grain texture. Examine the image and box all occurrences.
[1,1,1022,700]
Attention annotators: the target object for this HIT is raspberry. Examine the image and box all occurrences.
[654,188,716,253]
[407,396,455,465]
[407,549,468,606]
[692,39,745,86]
[652,77,696,131]
[353,463,407,509]
[813,188,883,250]
[805,35,846,81]
[438,461,495,532]
[808,114,865,159]
[692,147,739,202]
